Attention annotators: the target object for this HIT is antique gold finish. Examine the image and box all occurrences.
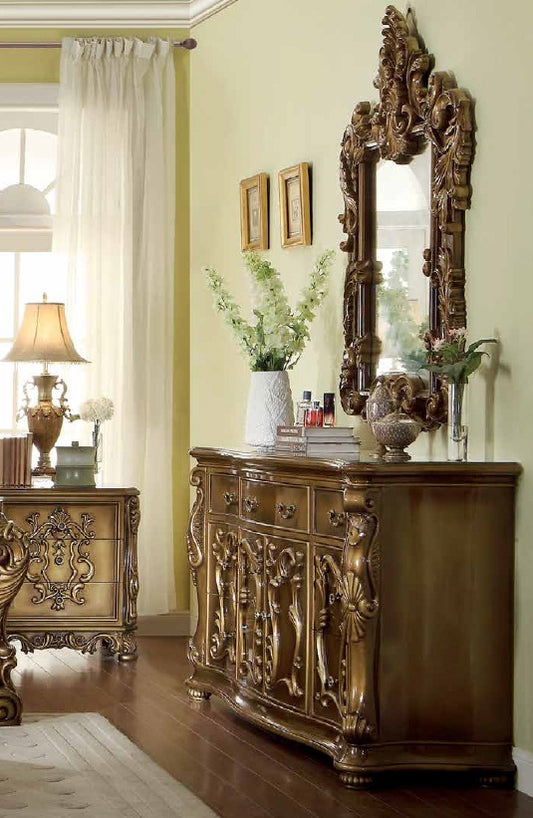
[188,447,520,787]
[0,512,29,724]
[24,506,96,611]
[4,487,139,662]
[339,5,474,426]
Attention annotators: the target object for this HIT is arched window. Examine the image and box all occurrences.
[0,85,62,434]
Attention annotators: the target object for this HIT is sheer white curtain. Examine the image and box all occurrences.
[53,37,176,615]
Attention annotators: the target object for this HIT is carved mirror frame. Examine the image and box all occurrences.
[338,5,474,428]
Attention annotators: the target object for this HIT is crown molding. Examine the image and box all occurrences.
[0,0,237,29]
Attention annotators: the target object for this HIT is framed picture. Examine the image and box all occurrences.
[239,172,269,251]
[278,162,311,247]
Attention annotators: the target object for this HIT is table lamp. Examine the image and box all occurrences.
[2,293,88,476]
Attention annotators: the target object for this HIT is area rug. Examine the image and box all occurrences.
[0,712,218,817]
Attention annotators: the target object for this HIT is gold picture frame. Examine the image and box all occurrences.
[239,173,269,251]
[278,162,311,248]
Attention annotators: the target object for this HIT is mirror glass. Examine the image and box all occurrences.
[376,152,430,375]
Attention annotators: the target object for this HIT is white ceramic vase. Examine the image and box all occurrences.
[245,370,294,448]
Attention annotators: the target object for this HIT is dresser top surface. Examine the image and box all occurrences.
[190,447,522,483]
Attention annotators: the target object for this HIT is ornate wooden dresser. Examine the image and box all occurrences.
[1,486,139,661]
[187,447,521,787]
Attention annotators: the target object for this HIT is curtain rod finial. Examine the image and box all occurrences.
[176,38,197,50]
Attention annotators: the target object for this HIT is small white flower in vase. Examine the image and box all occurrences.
[79,397,114,478]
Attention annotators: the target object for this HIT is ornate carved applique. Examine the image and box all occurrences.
[236,535,263,685]
[265,543,305,698]
[187,468,205,585]
[210,528,237,664]
[314,486,380,743]
[124,496,140,626]
[10,628,137,660]
[25,507,95,611]
[0,513,30,724]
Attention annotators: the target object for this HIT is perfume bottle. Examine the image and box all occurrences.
[323,393,335,427]
[296,390,312,426]
[305,400,324,428]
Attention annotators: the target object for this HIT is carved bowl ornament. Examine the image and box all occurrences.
[338,5,474,429]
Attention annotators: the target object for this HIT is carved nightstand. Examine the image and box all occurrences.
[2,487,139,661]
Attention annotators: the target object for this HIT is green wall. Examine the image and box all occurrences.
[0,27,191,611]
[190,0,533,753]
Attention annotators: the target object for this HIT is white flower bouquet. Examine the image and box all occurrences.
[79,397,114,423]
[205,250,334,371]
[79,397,114,475]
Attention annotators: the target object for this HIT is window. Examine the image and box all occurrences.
[0,85,62,434]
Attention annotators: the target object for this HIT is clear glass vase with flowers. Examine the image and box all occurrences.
[422,328,497,461]
[79,397,114,479]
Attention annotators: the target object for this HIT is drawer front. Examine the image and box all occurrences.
[240,479,309,532]
[314,489,347,538]
[9,581,119,620]
[2,502,119,541]
[209,473,239,515]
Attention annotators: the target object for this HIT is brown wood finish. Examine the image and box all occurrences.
[188,447,521,789]
[12,636,533,817]
[339,5,474,426]
[2,486,139,661]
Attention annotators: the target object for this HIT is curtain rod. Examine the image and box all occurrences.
[0,38,197,50]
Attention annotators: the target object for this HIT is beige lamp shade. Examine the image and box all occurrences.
[3,295,88,364]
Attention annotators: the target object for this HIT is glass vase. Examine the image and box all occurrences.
[447,380,468,462]
[92,420,103,475]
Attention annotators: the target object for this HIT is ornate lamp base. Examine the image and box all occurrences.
[19,374,72,476]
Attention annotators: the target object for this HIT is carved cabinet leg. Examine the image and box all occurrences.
[117,633,138,662]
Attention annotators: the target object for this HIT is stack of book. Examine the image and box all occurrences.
[0,434,33,487]
[275,426,360,458]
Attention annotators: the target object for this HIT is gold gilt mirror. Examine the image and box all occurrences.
[338,5,474,428]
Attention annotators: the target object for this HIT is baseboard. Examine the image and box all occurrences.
[137,612,191,637]
[514,746,533,796]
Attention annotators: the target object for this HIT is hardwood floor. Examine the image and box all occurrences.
[12,636,533,818]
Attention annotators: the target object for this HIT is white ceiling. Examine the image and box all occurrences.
[0,0,237,28]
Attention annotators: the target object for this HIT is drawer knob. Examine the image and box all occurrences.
[244,496,258,513]
[223,491,238,507]
[328,509,346,527]
[277,502,296,520]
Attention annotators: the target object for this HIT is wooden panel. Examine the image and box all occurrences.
[10,581,118,620]
[240,478,309,532]
[209,473,239,515]
[378,483,515,745]
[314,489,346,539]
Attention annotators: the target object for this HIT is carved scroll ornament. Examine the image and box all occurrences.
[339,5,474,427]
[25,506,95,611]
[187,468,205,584]
[265,543,305,698]
[0,513,29,724]
[314,486,380,743]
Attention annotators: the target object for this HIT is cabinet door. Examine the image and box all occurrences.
[206,523,237,673]
[262,534,307,712]
[235,530,264,690]
[312,543,344,725]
